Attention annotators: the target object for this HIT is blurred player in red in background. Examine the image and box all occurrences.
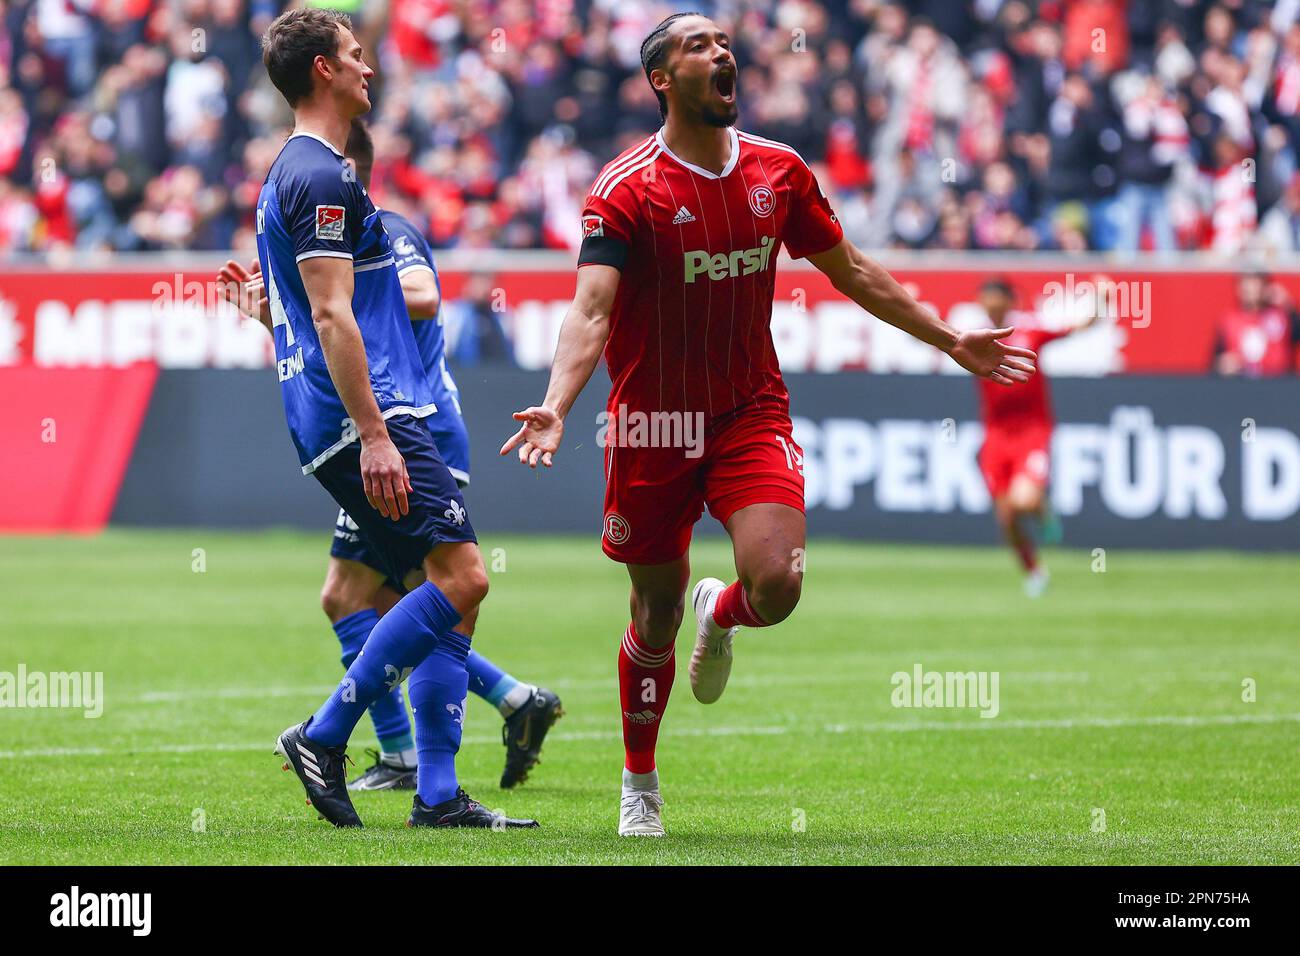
[1213,270,1300,377]
[500,12,1038,837]
[975,276,1099,597]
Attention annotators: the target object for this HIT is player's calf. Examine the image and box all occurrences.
[322,558,418,772]
[616,560,689,835]
[630,587,685,649]
[320,558,384,623]
[618,623,672,837]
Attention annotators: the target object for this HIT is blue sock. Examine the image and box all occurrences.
[410,629,471,807]
[332,610,413,754]
[309,582,461,747]
[466,649,521,707]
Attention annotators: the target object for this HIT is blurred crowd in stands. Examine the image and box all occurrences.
[6,0,1300,264]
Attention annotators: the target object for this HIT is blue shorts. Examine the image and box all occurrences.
[316,414,476,586]
[424,407,470,486]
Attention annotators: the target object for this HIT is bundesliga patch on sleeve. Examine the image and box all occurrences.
[582,215,604,238]
[315,205,346,241]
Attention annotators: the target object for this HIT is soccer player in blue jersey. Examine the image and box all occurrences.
[220,120,563,794]
[247,7,537,828]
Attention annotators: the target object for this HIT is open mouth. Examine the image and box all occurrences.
[713,68,736,102]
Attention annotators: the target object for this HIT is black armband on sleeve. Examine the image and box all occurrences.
[578,234,628,269]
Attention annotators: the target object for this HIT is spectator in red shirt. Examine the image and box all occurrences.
[1062,0,1129,76]
[1214,271,1300,376]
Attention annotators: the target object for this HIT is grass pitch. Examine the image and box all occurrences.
[0,530,1296,865]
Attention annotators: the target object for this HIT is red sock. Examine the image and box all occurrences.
[712,580,770,629]
[1012,519,1038,571]
[1015,538,1038,572]
[618,623,675,774]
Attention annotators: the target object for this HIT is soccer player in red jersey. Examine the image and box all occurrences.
[974,276,1098,597]
[500,13,1038,836]
[1213,271,1300,377]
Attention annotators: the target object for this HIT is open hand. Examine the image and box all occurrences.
[217,259,271,332]
[950,327,1037,386]
[499,406,563,468]
[361,434,411,520]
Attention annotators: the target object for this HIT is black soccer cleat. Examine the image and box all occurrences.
[500,687,564,789]
[407,789,540,829]
[347,749,418,792]
[274,721,363,828]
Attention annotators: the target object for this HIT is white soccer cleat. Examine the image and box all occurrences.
[689,577,737,704]
[1024,566,1050,598]
[619,786,665,837]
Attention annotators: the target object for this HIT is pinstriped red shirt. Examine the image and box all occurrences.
[579,126,843,428]
[977,317,1068,434]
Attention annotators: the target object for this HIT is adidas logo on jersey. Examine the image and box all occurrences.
[671,206,696,224]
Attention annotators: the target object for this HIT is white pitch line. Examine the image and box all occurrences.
[120,671,1098,703]
[130,686,336,703]
[0,712,1294,760]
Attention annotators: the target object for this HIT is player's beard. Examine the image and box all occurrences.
[701,99,738,127]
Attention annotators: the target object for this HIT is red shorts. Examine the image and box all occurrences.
[979,427,1051,499]
[601,406,805,565]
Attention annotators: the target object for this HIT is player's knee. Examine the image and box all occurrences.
[1010,487,1042,514]
[749,567,802,624]
[457,565,490,611]
[427,546,490,616]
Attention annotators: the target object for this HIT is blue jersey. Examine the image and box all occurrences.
[256,133,436,474]
[380,209,463,419]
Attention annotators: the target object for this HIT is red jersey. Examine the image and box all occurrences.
[1215,307,1300,377]
[978,315,1068,434]
[578,127,843,428]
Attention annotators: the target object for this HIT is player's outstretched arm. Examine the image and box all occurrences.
[808,238,1038,386]
[301,255,411,519]
[500,263,620,468]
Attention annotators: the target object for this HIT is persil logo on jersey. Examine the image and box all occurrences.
[315,205,346,241]
[581,215,604,238]
[684,235,775,283]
